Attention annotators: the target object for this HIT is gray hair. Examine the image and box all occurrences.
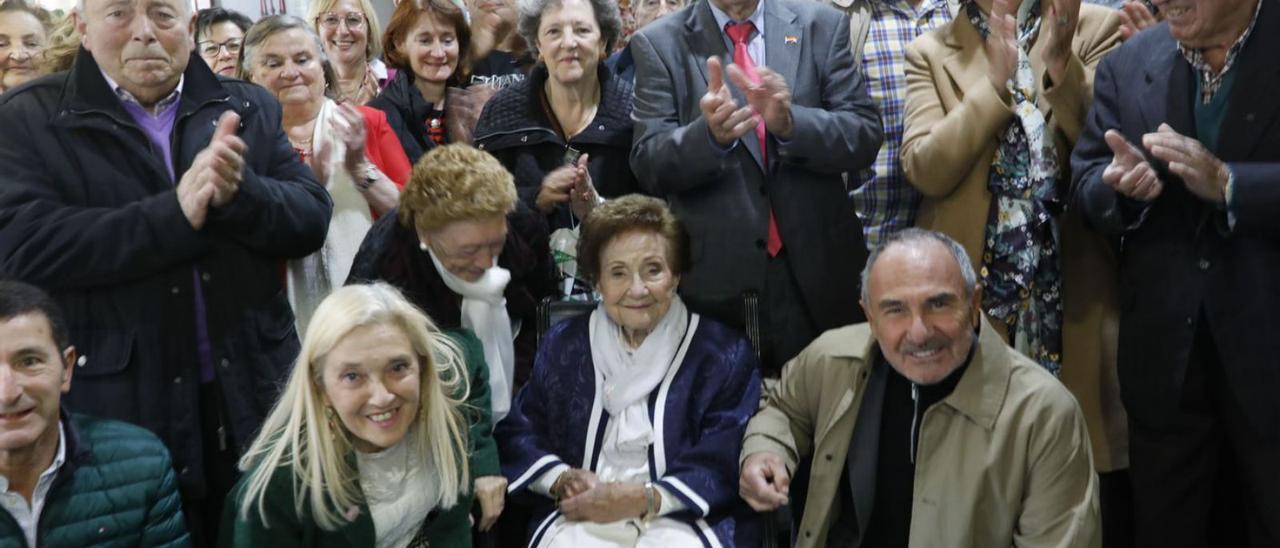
[238,14,338,99]
[516,0,623,58]
[859,228,978,303]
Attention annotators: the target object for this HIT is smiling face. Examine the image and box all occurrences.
[319,322,421,453]
[536,0,606,86]
[0,10,48,90]
[1152,0,1259,49]
[316,0,368,67]
[0,314,73,459]
[403,11,459,85]
[861,240,981,386]
[196,20,243,77]
[77,0,192,106]
[596,230,680,348]
[247,28,326,110]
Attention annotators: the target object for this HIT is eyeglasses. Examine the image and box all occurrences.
[316,12,366,30]
[198,38,242,57]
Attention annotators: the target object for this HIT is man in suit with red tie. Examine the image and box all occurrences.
[630,0,882,374]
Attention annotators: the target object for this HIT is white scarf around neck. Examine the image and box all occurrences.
[425,246,515,421]
[588,295,690,452]
[287,98,373,333]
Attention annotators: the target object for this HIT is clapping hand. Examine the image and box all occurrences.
[332,102,368,178]
[984,0,1019,100]
[567,154,600,220]
[176,111,246,229]
[1119,1,1160,40]
[699,56,758,147]
[1143,123,1229,204]
[726,61,794,139]
[1041,0,1081,85]
[536,154,593,216]
[1102,129,1163,202]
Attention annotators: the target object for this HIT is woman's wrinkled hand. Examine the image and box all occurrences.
[550,468,599,501]
[558,482,646,524]
[473,475,508,531]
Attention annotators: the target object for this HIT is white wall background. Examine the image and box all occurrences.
[34,0,395,29]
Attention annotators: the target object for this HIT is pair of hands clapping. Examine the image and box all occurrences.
[700,56,793,147]
[984,0,1081,94]
[537,154,600,220]
[1102,124,1230,205]
[304,102,369,187]
[178,111,246,229]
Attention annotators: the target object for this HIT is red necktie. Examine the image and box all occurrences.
[725,21,783,257]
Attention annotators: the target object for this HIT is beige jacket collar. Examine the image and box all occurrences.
[824,316,1011,431]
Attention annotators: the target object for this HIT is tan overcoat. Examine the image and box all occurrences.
[899,5,1128,471]
[742,319,1099,547]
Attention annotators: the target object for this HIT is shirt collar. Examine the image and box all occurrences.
[710,0,766,35]
[0,422,66,494]
[99,69,184,114]
[1176,0,1262,104]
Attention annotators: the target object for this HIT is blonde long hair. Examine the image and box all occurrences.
[237,283,471,530]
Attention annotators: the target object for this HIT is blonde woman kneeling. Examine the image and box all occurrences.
[220,283,477,547]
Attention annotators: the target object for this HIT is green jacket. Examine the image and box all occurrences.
[219,330,495,547]
[0,412,190,548]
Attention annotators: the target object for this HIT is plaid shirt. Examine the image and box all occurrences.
[851,0,953,249]
[1178,0,1262,104]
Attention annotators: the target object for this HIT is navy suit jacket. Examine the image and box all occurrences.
[1070,0,1280,440]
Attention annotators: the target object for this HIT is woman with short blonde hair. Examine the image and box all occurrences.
[222,282,477,546]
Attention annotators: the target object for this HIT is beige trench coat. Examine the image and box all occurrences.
[742,319,1099,547]
[899,6,1128,471]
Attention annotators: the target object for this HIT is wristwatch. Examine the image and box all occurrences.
[357,162,379,190]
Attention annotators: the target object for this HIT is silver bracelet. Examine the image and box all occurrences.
[641,482,658,522]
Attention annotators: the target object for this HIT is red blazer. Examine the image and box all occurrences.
[359,105,412,197]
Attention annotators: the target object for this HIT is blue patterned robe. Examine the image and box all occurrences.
[495,312,763,547]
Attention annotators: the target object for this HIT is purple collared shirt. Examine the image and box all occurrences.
[102,72,216,383]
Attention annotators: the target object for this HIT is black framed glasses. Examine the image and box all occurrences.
[198,38,242,57]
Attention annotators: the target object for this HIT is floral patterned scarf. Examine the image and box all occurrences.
[965,0,1063,374]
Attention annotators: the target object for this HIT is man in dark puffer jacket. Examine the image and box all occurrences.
[0,281,189,548]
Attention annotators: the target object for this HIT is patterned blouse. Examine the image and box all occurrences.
[966,0,1063,374]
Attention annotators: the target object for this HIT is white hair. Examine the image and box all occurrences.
[859,228,978,304]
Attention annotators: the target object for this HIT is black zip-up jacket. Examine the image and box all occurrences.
[473,64,640,231]
[367,70,445,164]
[0,49,332,498]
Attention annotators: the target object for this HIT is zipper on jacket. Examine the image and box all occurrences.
[909,383,920,465]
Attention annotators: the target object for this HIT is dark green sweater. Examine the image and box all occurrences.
[0,413,190,548]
